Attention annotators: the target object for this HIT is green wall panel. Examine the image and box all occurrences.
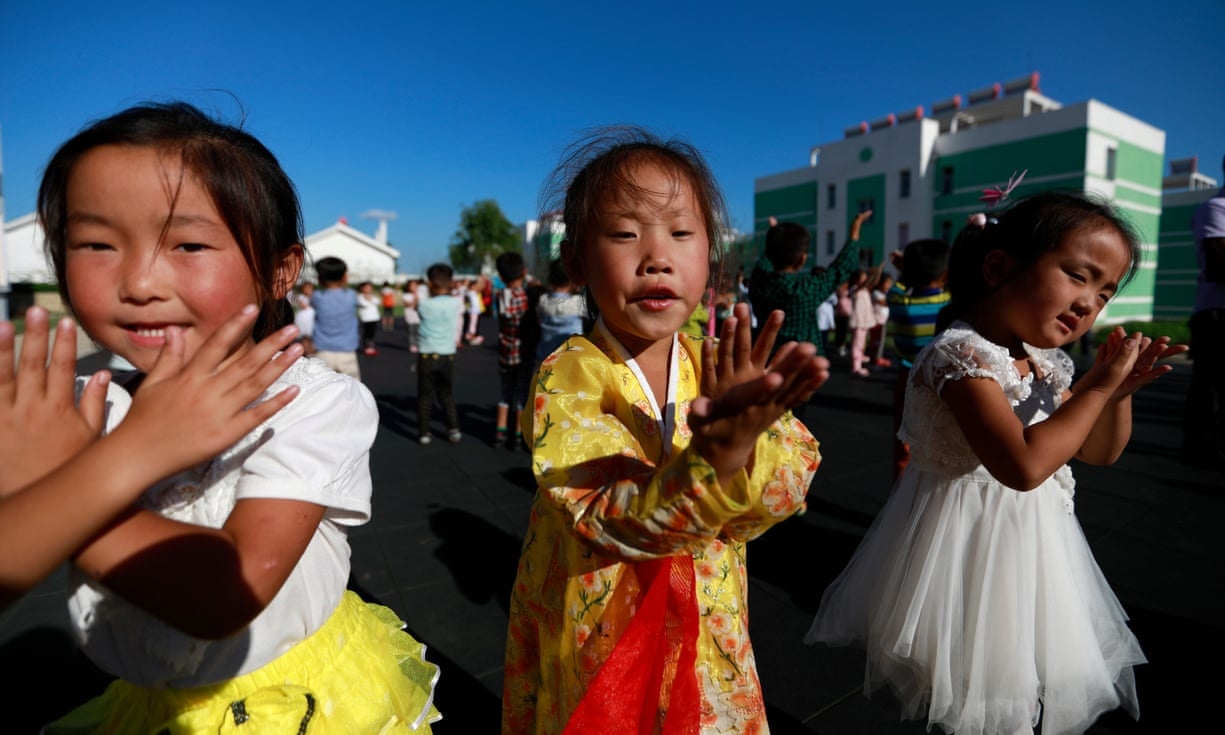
[1114,141,1163,186]
[1113,188,1161,211]
[1116,208,1160,249]
[1159,204,1198,236]
[937,129,1089,188]
[754,183,818,230]
[848,174,886,264]
[1155,246,1197,270]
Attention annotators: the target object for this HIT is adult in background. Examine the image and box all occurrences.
[1182,155,1225,467]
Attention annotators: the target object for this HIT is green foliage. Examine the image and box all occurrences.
[448,200,520,272]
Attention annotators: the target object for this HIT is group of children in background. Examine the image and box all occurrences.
[0,101,1188,735]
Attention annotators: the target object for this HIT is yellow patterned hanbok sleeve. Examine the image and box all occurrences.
[525,333,820,560]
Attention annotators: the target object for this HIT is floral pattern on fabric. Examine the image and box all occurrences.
[502,327,820,735]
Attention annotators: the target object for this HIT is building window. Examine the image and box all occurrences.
[900,169,911,198]
[1106,147,1117,181]
[858,198,876,224]
[827,184,836,209]
[826,230,835,255]
[898,222,910,249]
[941,220,953,243]
[941,166,954,195]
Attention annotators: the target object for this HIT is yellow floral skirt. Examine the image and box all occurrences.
[46,591,442,734]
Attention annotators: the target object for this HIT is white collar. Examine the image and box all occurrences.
[596,317,679,462]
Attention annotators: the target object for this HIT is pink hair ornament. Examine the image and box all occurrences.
[979,169,1027,208]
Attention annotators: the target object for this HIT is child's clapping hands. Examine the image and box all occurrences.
[1076,326,1188,402]
[690,303,828,485]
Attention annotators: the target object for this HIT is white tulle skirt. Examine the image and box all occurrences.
[806,464,1145,735]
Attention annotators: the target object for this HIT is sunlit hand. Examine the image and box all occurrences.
[0,307,109,495]
[691,304,829,478]
[113,305,304,483]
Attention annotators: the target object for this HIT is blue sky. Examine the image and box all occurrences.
[2,1,1221,273]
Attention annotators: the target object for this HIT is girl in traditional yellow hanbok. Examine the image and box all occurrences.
[501,127,830,735]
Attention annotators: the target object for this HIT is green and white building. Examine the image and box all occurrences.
[1155,157,1218,320]
[523,212,566,278]
[752,73,1168,325]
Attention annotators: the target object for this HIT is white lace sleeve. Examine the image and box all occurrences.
[1033,346,1074,395]
[916,323,1028,403]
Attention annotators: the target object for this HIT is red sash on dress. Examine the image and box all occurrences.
[562,555,701,735]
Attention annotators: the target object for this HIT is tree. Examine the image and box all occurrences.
[448,200,520,273]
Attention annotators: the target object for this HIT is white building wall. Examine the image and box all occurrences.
[3,213,54,283]
[3,215,404,287]
[808,118,943,252]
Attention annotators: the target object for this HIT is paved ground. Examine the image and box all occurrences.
[1,316,1220,734]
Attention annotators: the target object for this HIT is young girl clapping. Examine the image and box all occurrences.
[502,127,828,734]
[808,191,1186,734]
[36,102,440,733]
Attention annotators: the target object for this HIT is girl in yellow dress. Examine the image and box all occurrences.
[501,127,830,735]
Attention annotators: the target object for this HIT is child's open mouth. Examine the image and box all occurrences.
[635,291,679,311]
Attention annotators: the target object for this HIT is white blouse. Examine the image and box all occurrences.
[68,357,377,688]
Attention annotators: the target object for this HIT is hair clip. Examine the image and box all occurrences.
[979,169,1027,208]
[965,212,999,229]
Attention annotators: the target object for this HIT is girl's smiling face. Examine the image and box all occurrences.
[64,144,294,372]
[564,162,710,356]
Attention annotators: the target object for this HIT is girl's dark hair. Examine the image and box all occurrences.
[936,191,1143,331]
[539,125,730,316]
[38,101,304,339]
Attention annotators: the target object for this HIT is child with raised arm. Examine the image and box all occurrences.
[749,213,867,355]
[33,101,440,733]
[502,127,828,734]
[0,305,301,609]
[807,191,1187,734]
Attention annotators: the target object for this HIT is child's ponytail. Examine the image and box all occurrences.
[936,214,997,332]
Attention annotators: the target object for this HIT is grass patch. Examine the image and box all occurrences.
[1094,319,1190,345]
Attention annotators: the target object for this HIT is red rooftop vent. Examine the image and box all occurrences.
[967,82,1002,105]
[931,95,961,115]
[1003,72,1041,96]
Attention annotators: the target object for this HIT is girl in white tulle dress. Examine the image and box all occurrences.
[807,191,1187,734]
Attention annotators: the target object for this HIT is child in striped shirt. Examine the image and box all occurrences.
[886,238,950,481]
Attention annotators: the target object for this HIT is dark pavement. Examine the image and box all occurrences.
[1,315,1220,733]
